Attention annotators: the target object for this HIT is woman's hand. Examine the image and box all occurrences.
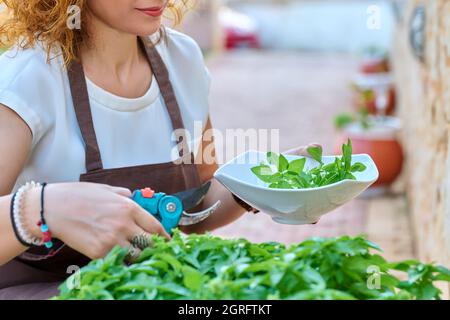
[284,143,323,157]
[26,183,170,260]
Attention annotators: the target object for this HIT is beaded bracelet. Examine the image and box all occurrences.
[10,181,42,247]
[37,183,54,250]
[10,192,29,247]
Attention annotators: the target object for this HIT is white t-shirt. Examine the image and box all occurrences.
[0,28,210,191]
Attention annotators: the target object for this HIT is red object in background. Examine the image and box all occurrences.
[350,138,403,187]
[335,118,404,187]
[360,57,390,74]
[351,73,397,116]
[353,87,397,115]
[224,28,260,50]
[219,7,261,50]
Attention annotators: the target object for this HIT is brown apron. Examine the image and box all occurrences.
[0,37,202,299]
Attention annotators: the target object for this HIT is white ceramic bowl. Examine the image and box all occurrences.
[214,151,379,225]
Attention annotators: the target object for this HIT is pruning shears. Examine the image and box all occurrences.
[131,181,221,234]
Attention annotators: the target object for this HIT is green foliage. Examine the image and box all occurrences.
[334,109,372,130]
[54,231,450,300]
[334,113,355,130]
[251,139,367,189]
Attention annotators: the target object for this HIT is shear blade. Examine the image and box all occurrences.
[179,201,221,226]
[173,181,212,212]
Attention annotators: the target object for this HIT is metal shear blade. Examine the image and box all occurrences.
[173,181,212,212]
[178,201,221,226]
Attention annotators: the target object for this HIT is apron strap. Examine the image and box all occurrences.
[140,36,190,159]
[67,36,192,173]
[67,61,104,172]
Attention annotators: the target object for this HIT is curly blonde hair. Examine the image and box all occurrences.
[0,0,193,65]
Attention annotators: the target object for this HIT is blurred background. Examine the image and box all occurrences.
[175,0,450,295]
[0,0,448,295]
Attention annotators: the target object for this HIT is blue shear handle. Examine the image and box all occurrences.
[157,195,183,233]
[131,191,183,234]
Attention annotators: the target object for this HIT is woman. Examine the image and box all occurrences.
[0,0,317,299]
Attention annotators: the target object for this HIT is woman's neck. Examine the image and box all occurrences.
[80,15,153,98]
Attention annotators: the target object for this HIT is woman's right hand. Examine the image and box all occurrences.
[26,182,170,260]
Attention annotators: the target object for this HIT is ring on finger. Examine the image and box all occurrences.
[125,245,141,262]
[131,232,152,250]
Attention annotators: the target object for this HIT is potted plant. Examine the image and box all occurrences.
[359,46,391,74]
[352,47,397,115]
[334,113,404,189]
[351,73,397,116]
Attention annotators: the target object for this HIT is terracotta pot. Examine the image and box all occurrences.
[360,56,390,74]
[335,117,404,187]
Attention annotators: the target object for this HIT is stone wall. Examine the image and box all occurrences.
[392,0,450,295]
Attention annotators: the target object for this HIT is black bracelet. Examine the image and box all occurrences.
[40,183,48,225]
[10,192,31,247]
[232,194,260,214]
[38,182,54,251]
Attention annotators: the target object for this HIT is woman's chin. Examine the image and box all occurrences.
[131,26,161,38]
[131,19,163,37]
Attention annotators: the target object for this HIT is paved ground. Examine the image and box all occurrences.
[207,50,416,262]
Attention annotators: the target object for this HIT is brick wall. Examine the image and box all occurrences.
[392,0,450,295]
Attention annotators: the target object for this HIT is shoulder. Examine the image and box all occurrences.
[0,44,57,82]
[0,43,65,147]
[162,27,204,58]
[156,28,208,79]
[0,43,63,88]
[153,28,211,126]
[155,28,211,93]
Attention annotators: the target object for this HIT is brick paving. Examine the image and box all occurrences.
[206,50,416,261]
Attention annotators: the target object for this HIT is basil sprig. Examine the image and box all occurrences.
[252,139,367,189]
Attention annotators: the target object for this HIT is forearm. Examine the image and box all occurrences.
[0,105,38,264]
[0,193,28,265]
[181,179,246,234]
[0,189,41,266]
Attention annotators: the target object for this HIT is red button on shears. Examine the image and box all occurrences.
[141,188,155,198]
